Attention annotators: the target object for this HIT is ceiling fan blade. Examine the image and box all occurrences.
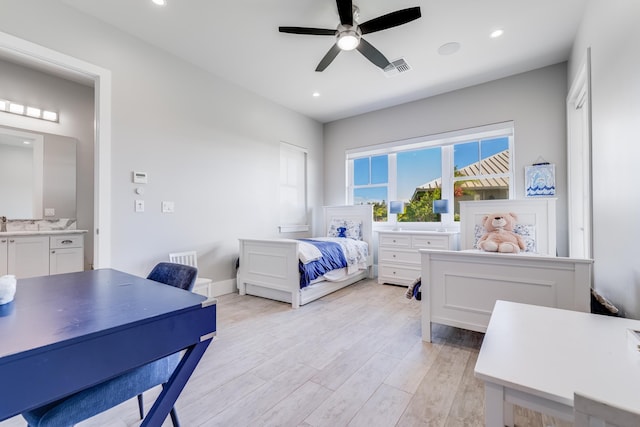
[279,26,336,36]
[336,0,353,26]
[316,43,342,72]
[356,38,390,69]
[359,6,421,34]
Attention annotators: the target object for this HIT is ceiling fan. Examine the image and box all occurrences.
[279,0,421,72]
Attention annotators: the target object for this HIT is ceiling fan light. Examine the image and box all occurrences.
[337,31,360,51]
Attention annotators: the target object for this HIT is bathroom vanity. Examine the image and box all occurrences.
[0,230,86,278]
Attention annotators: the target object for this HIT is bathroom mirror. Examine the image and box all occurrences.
[0,126,77,219]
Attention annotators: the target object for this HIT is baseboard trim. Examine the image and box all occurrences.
[211,278,237,297]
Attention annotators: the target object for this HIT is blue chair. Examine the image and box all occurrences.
[22,262,198,427]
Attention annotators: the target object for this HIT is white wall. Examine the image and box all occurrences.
[0,59,94,267]
[324,63,570,255]
[569,0,640,318]
[0,0,323,287]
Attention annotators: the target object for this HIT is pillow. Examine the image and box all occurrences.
[473,223,537,253]
[513,223,537,253]
[327,219,363,240]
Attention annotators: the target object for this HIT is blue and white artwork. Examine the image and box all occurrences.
[525,164,556,197]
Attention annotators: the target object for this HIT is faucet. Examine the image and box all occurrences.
[1,216,6,232]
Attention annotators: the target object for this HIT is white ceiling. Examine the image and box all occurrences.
[57,0,588,123]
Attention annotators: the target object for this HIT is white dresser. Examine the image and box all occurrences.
[377,230,459,286]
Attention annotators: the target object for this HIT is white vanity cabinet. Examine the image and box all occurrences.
[49,234,84,275]
[378,230,459,286]
[0,237,7,276]
[0,232,85,278]
[7,236,51,278]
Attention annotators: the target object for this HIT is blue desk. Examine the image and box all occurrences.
[0,268,216,425]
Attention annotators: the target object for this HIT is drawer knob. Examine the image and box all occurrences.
[427,241,431,244]
[392,239,396,243]
[392,254,396,258]
[51,250,56,254]
[61,239,73,244]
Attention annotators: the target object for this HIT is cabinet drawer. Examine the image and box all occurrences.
[50,235,84,249]
[378,248,420,265]
[379,264,421,284]
[379,234,411,248]
[412,235,449,250]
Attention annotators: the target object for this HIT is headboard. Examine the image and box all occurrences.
[459,199,557,255]
[323,205,374,249]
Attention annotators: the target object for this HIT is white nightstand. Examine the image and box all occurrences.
[377,230,459,286]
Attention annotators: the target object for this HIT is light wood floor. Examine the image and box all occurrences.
[1,279,572,427]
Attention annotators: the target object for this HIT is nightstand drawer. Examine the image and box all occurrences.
[379,264,421,284]
[379,248,420,265]
[412,235,449,250]
[379,234,411,247]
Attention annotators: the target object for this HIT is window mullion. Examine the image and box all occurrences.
[441,146,454,223]
[388,153,398,201]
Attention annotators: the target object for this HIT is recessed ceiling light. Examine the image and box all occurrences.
[490,29,504,39]
[438,42,461,56]
[152,0,166,6]
[312,92,320,97]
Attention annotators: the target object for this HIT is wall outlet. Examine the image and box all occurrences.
[135,200,145,212]
[162,201,175,213]
[44,208,55,217]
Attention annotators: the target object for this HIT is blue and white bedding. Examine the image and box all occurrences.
[298,237,369,288]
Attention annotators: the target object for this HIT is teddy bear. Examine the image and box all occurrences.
[477,212,525,253]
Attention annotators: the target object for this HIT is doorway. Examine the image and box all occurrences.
[566,49,593,260]
[0,31,112,268]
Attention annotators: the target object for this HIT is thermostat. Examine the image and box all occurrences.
[133,171,148,184]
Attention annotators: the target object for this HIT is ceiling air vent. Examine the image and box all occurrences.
[383,58,411,77]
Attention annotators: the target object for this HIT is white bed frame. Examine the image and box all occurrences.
[238,205,373,308]
[420,198,593,342]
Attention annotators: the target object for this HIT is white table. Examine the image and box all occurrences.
[474,300,640,426]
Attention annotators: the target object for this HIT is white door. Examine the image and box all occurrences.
[567,52,592,259]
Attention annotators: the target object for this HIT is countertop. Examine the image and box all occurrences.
[0,230,88,237]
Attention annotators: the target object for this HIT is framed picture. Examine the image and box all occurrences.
[525,163,556,197]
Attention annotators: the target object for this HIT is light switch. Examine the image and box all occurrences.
[135,200,145,212]
[162,201,175,213]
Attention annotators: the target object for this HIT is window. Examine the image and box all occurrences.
[346,123,514,223]
[353,155,388,221]
[279,142,308,232]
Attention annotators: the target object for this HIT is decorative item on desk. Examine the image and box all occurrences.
[433,199,449,232]
[0,275,17,305]
[390,201,405,231]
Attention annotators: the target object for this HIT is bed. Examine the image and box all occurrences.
[238,205,373,308]
[420,198,593,342]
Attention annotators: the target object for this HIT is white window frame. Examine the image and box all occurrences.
[279,141,309,233]
[346,122,515,227]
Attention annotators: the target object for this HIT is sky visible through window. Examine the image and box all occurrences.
[354,137,508,204]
